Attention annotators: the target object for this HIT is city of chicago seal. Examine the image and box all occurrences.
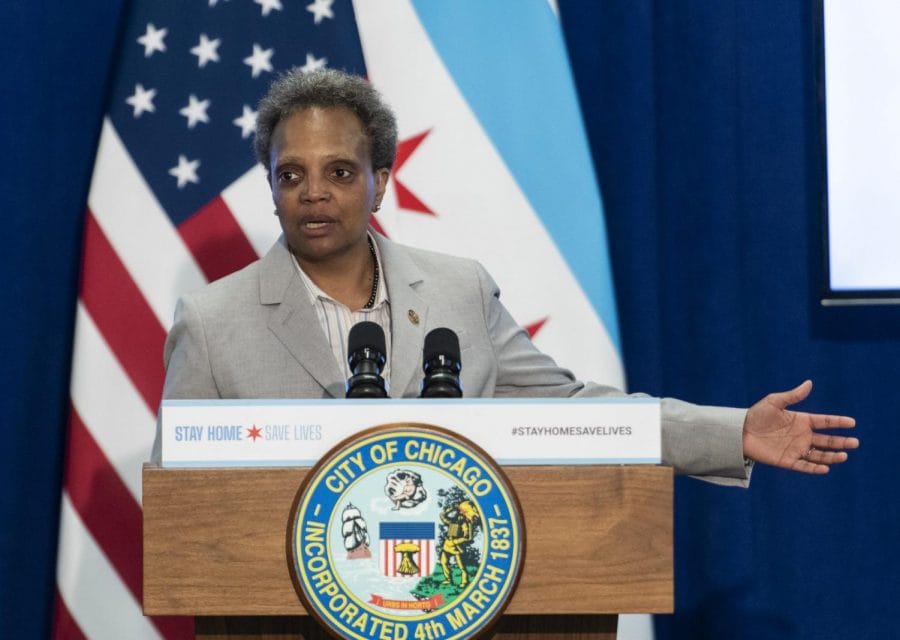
[288,425,525,640]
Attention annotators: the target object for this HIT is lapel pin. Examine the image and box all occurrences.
[407,309,420,325]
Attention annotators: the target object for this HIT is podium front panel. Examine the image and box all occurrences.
[143,464,672,616]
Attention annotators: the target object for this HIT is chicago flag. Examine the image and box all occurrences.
[53,1,624,638]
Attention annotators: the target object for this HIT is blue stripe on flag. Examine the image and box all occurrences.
[411,1,621,351]
[380,522,436,539]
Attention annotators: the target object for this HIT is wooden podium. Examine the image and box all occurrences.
[143,464,672,640]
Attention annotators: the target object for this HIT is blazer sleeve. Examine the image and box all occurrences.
[149,295,221,463]
[475,261,751,485]
[162,295,221,400]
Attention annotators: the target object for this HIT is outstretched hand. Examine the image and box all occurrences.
[742,380,858,474]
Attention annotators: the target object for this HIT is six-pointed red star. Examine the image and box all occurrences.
[247,425,263,441]
[392,129,436,216]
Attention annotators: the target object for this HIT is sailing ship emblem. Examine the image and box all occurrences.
[341,503,371,560]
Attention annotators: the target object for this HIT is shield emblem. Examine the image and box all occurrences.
[379,521,436,578]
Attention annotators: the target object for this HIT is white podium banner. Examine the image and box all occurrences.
[160,397,660,467]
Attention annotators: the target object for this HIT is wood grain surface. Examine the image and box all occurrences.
[143,464,672,617]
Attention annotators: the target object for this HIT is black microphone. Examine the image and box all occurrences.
[419,328,463,398]
[346,321,388,398]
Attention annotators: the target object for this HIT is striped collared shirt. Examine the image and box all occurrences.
[292,236,392,386]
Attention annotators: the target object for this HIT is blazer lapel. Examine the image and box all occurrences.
[376,233,429,397]
[259,238,345,398]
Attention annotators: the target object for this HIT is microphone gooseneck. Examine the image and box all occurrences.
[346,321,388,399]
[419,327,463,398]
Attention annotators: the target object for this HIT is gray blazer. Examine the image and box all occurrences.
[155,233,749,484]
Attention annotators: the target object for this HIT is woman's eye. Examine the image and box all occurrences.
[279,170,299,182]
[333,168,352,179]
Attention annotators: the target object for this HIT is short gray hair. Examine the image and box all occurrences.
[254,68,398,171]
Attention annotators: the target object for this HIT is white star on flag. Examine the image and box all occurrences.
[243,43,274,78]
[306,0,335,25]
[254,0,283,17]
[168,154,201,188]
[137,23,168,57]
[190,34,221,68]
[300,52,327,73]
[233,105,257,139]
[179,94,211,128]
[125,83,156,117]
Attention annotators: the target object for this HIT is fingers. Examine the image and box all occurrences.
[768,379,813,410]
[812,433,859,451]
[804,447,849,465]
[791,458,830,475]
[809,413,856,430]
[796,436,857,473]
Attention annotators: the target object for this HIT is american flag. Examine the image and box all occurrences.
[54,1,626,637]
[54,2,366,638]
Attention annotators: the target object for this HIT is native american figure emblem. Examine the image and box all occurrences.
[438,495,481,588]
[384,468,427,510]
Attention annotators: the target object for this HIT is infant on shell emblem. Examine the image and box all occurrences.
[384,468,428,511]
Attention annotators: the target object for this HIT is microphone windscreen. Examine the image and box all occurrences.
[423,327,460,362]
[348,321,386,355]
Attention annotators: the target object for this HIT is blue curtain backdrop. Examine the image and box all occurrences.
[0,2,127,637]
[1,1,897,638]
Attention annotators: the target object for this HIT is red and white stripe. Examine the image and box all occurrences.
[53,119,272,639]
[381,539,437,578]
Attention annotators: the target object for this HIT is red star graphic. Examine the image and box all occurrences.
[247,425,263,442]
[525,317,549,339]
[392,129,435,216]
